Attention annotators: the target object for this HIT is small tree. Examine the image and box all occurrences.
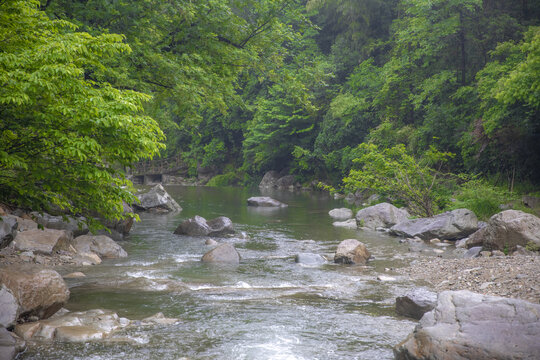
[343,143,454,217]
[0,1,164,226]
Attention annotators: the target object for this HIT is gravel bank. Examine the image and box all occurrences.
[397,255,540,303]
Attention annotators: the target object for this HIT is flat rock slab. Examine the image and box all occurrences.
[72,235,127,259]
[395,288,437,320]
[394,290,540,360]
[247,197,287,207]
[11,228,70,255]
[390,208,478,240]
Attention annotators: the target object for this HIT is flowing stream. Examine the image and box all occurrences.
[20,186,428,360]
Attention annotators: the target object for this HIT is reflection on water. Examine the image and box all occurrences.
[21,186,422,360]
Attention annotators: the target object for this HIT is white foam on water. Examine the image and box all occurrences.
[124,270,161,280]
[114,260,156,267]
[172,254,202,263]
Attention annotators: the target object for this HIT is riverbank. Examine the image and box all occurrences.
[396,254,540,303]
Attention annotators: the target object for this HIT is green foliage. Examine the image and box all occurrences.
[206,172,242,187]
[0,1,164,225]
[343,143,455,217]
[448,178,515,220]
[525,241,540,252]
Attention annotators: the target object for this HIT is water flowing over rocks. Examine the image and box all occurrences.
[390,208,478,240]
[295,253,326,266]
[174,215,235,237]
[334,239,371,265]
[328,208,353,221]
[394,290,540,360]
[0,264,69,322]
[355,203,409,230]
[466,210,540,252]
[247,196,288,207]
[134,184,182,213]
[201,243,240,264]
[395,288,437,320]
[14,309,130,342]
[72,235,127,259]
[11,229,71,255]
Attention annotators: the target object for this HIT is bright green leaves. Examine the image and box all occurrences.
[0,1,164,224]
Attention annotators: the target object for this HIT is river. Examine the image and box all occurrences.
[20,186,421,359]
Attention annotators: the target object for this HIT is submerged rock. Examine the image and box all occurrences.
[247,196,287,207]
[390,208,478,240]
[174,215,235,237]
[134,184,182,213]
[0,264,69,322]
[201,243,240,264]
[355,203,409,230]
[394,290,540,360]
[334,239,371,265]
[295,253,326,266]
[395,288,437,320]
[467,210,540,252]
[332,219,357,229]
[328,208,353,221]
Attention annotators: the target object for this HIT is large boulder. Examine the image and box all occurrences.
[334,239,371,265]
[329,208,353,221]
[0,216,18,249]
[174,215,235,237]
[466,210,540,252]
[259,171,280,188]
[355,203,409,230]
[275,175,296,189]
[0,265,69,322]
[14,309,130,342]
[0,285,19,328]
[98,201,135,241]
[30,212,88,237]
[390,208,478,240]
[10,229,70,255]
[134,184,182,213]
[72,235,127,259]
[394,290,540,360]
[247,197,287,207]
[395,288,437,320]
[201,243,240,264]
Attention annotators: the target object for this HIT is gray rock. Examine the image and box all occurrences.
[201,243,240,264]
[247,197,287,207]
[513,245,538,257]
[258,171,280,188]
[0,285,19,328]
[30,213,88,237]
[394,290,540,360]
[334,239,371,265]
[332,219,357,229]
[523,195,540,208]
[395,288,437,320]
[174,215,235,237]
[72,235,127,259]
[463,246,482,258]
[390,208,478,240]
[0,327,24,360]
[0,216,17,249]
[0,264,69,322]
[205,238,218,246]
[134,184,182,213]
[328,208,353,221]
[11,229,71,255]
[275,175,296,189]
[205,216,235,237]
[295,253,326,266]
[355,203,410,230]
[467,210,540,252]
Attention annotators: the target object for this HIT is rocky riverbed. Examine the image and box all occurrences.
[396,255,540,303]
